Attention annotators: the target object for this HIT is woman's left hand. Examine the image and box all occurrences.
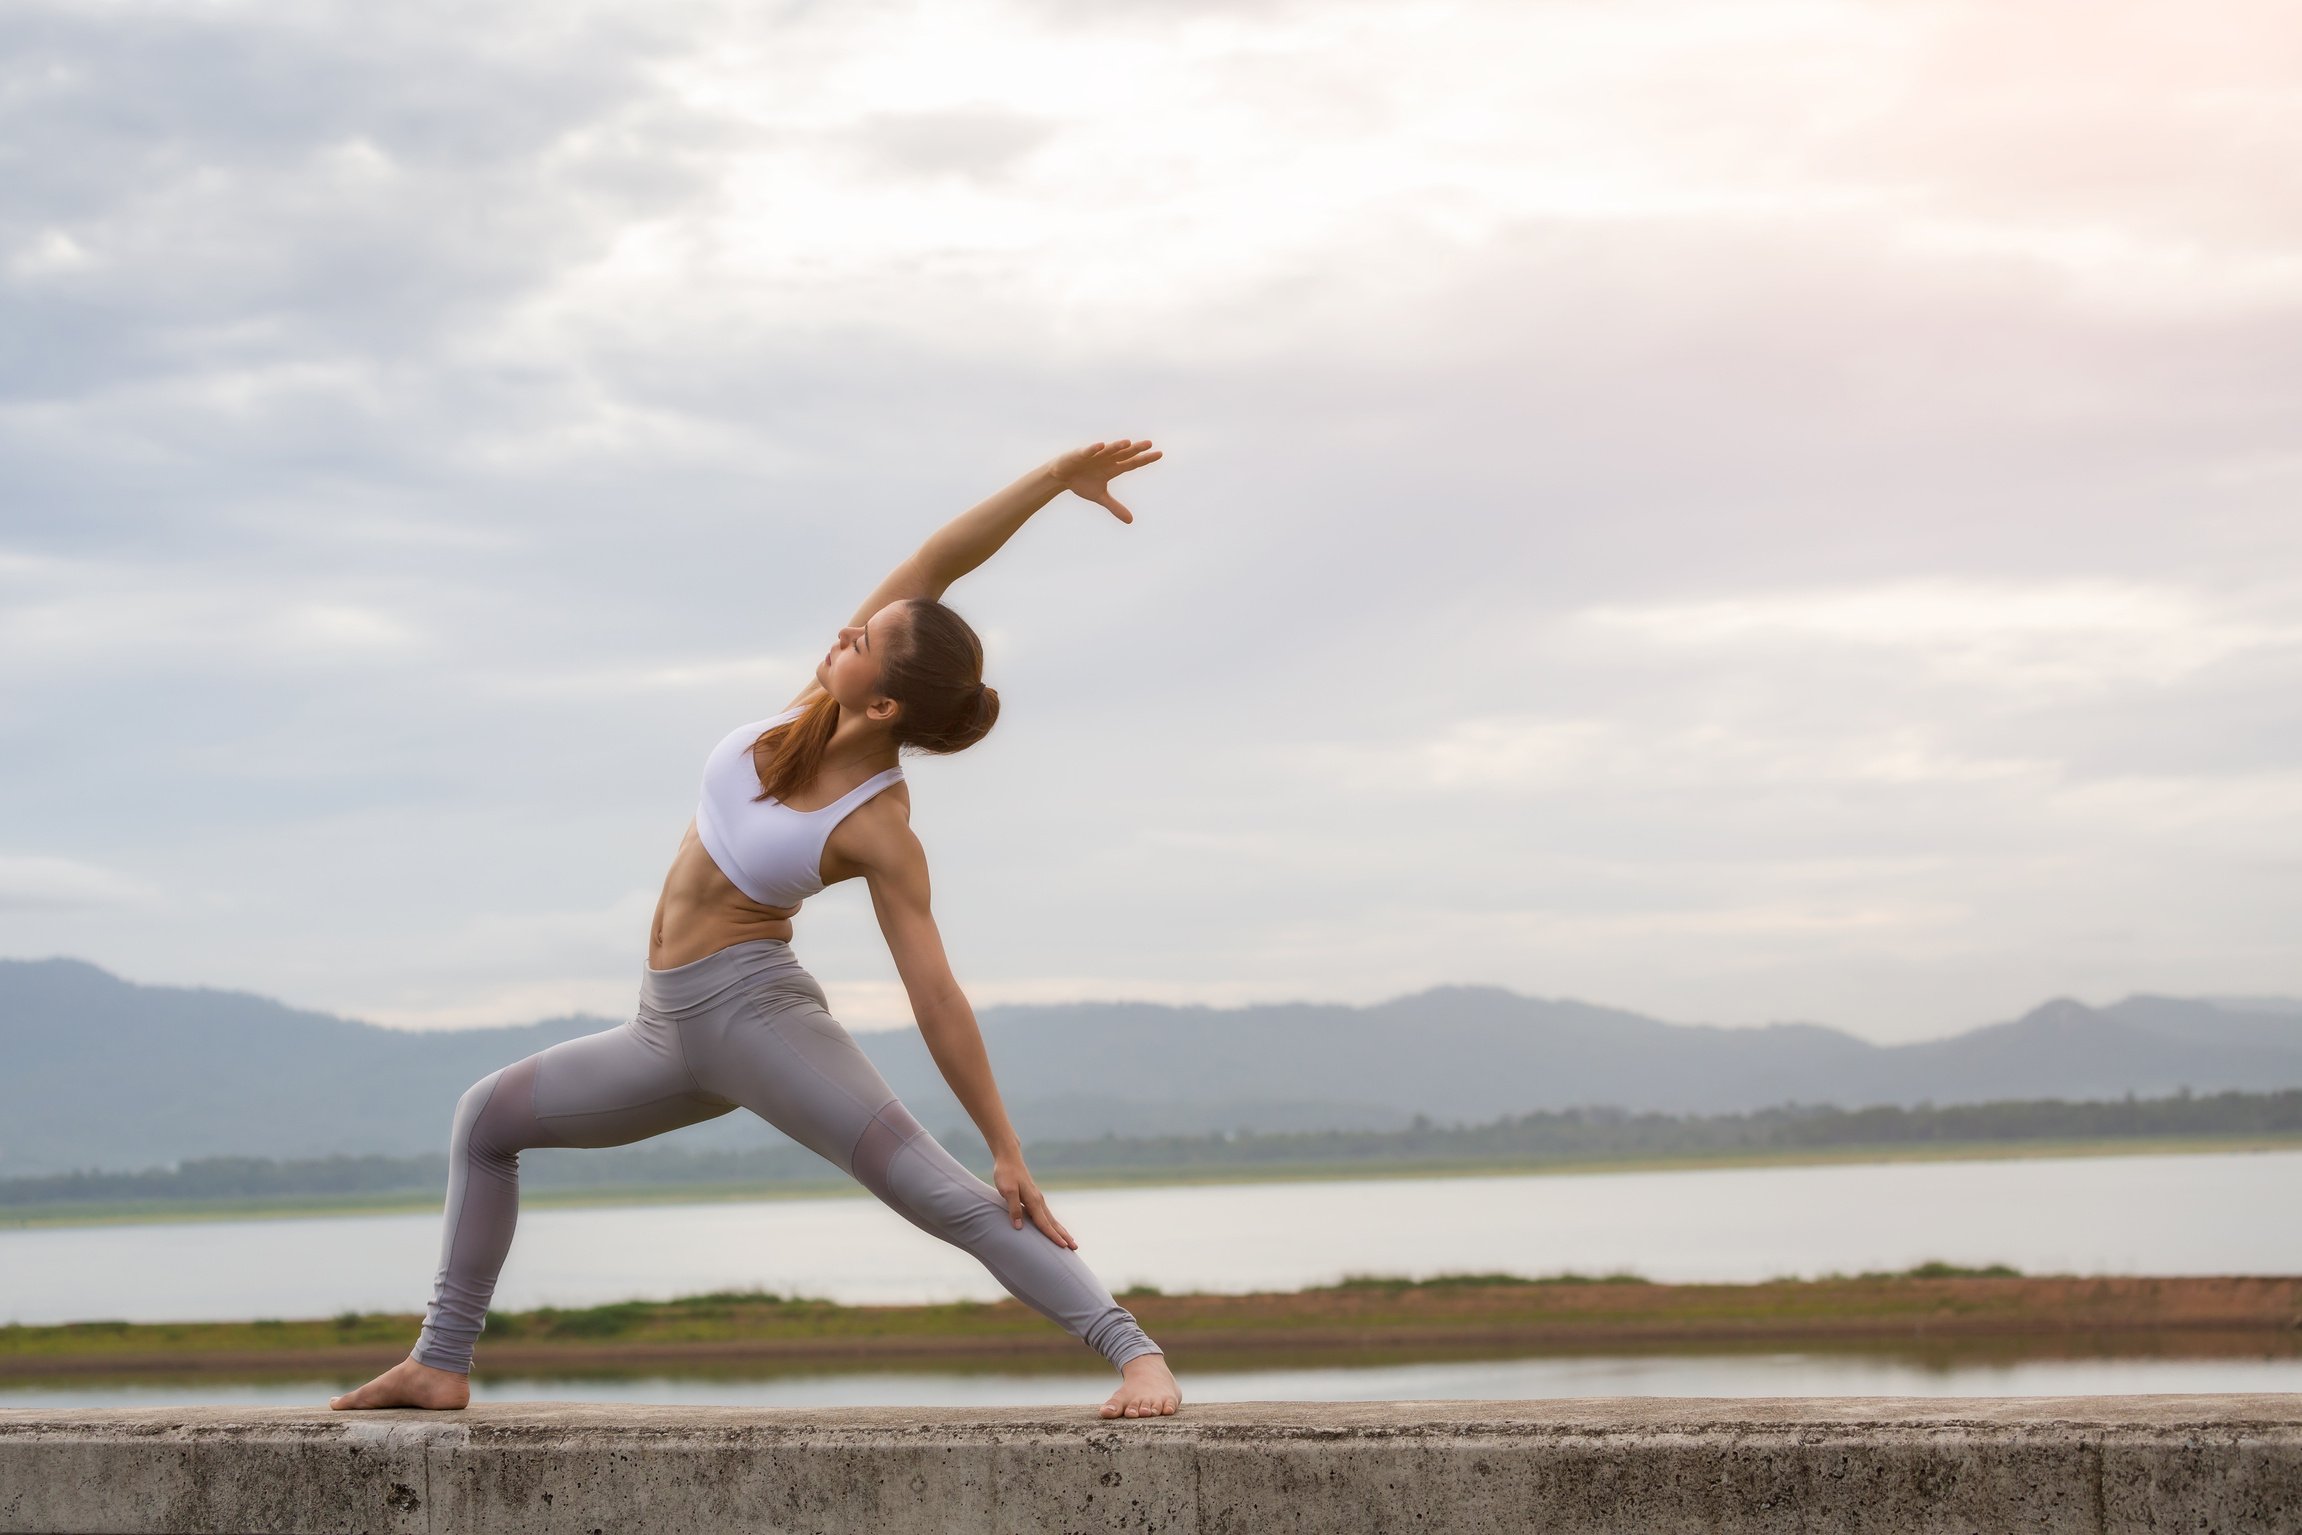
[994,1154,1080,1248]
[1046,439,1162,524]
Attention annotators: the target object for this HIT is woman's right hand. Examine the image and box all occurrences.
[1047,440,1162,523]
[994,1152,1080,1249]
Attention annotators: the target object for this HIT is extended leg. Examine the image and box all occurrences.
[684,976,1165,1372]
[407,1019,735,1374]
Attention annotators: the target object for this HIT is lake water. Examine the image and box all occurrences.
[8,1355,2302,1412]
[4,1149,2297,1328]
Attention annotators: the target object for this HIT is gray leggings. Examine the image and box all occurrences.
[411,939,1161,1374]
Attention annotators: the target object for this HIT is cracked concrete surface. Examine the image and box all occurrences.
[3,1396,2299,1532]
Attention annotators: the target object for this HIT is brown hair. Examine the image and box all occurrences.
[750,598,1000,802]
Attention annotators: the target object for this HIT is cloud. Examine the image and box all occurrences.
[471,654,808,701]
[0,553,433,677]
[841,108,1057,183]
[0,855,161,913]
[1577,580,2302,694]
[1,0,2297,1043]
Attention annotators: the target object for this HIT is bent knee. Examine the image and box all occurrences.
[450,1068,516,1157]
[453,1069,502,1124]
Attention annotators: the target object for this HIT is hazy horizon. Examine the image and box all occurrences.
[5,0,2298,1043]
[9,951,2298,1045]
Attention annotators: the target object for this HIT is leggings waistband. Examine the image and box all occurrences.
[639,939,813,1014]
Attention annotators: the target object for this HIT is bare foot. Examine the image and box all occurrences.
[1099,1352,1182,1419]
[329,1356,470,1411]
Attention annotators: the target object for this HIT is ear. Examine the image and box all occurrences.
[866,695,902,726]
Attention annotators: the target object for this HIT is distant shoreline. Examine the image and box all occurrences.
[5,1132,2298,1231]
[6,1271,2298,1383]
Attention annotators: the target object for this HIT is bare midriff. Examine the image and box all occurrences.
[646,819,802,970]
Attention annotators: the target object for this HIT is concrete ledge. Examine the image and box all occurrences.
[4,1396,2299,1534]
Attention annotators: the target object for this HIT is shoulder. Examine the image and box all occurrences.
[828,781,921,876]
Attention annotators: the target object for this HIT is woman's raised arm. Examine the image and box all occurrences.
[843,439,1162,629]
[783,441,1160,711]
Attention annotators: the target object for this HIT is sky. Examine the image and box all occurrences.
[3,0,2297,1043]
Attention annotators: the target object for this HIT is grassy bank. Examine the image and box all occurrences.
[6,1270,2300,1382]
[7,1132,2300,1231]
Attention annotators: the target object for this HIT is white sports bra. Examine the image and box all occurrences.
[694,705,906,908]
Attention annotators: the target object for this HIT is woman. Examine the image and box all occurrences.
[330,440,1183,1420]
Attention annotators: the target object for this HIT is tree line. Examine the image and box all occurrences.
[5,1087,2297,1209]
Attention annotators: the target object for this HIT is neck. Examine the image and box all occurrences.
[824,708,900,774]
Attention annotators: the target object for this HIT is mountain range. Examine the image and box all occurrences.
[4,956,2299,1176]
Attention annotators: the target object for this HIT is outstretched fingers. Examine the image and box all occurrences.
[1052,438,1157,522]
[1081,439,1154,466]
[1032,1193,1078,1248]
[1011,1183,1078,1246]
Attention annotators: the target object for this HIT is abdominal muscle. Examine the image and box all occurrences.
[647,818,802,970]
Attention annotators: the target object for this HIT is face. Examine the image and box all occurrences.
[815,600,909,722]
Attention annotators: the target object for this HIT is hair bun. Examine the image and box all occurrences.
[878,598,998,754]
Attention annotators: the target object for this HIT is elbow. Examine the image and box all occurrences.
[909,982,973,1038]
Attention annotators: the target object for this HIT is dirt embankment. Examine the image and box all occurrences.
[8,1275,2300,1381]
